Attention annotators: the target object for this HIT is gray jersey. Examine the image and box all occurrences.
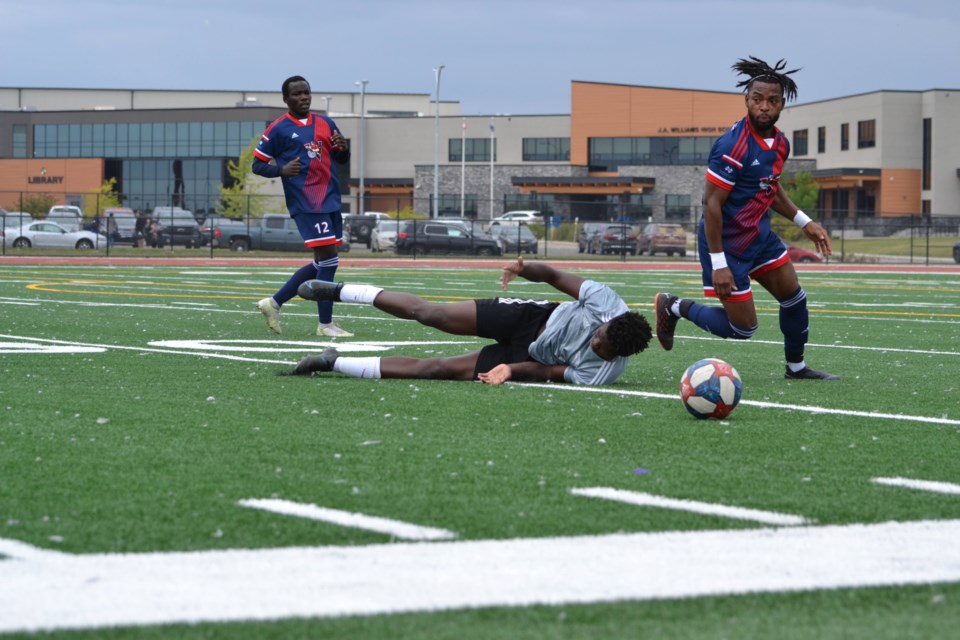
[527,280,629,385]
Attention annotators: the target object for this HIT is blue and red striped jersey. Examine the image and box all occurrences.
[253,113,346,215]
[705,117,790,256]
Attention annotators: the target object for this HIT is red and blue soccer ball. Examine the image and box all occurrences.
[680,358,743,420]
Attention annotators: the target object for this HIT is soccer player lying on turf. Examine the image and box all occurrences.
[287,257,651,385]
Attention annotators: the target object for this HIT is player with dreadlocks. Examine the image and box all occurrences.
[655,56,839,380]
[288,257,652,386]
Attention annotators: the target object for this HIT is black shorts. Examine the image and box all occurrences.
[472,298,558,379]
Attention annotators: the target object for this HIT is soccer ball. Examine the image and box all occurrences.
[680,358,743,420]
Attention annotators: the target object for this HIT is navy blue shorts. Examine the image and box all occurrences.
[696,226,789,302]
[292,211,344,249]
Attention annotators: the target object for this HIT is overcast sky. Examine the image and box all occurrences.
[4,0,958,114]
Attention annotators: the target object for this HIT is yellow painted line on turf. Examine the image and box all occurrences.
[872,477,960,495]
[238,499,458,541]
[571,487,809,526]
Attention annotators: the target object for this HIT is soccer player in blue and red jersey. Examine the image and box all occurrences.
[655,57,839,380]
[253,75,353,337]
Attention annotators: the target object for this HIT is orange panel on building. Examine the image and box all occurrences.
[570,82,746,166]
[0,159,104,209]
[878,169,921,215]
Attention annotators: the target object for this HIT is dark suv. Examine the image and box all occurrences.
[589,224,638,255]
[152,207,202,248]
[343,214,381,249]
[394,220,502,256]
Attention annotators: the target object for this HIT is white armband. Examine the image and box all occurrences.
[709,252,728,270]
[793,210,813,228]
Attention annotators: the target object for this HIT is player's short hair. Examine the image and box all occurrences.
[282,75,309,98]
[733,56,800,103]
[607,312,652,358]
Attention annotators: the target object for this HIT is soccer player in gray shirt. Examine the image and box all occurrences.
[290,257,652,386]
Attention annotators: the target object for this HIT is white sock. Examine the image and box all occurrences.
[339,284,383,304]
[333,357,382,379]
[787,361,806,373]
[670,300,681,316]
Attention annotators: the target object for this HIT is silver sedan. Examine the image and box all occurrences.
[3,221,107,249]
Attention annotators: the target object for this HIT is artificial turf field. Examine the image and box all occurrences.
[1,259,959,638]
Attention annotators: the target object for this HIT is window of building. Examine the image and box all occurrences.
[817,126,826,154]
[841,123,849,151]
[922,118,932,190]
[503,193,556,216]
[857,119,876,149]
[12,124,27,158]
[793,129,808,156]
[522,137,570,161]
[665,194,691,220]
[449,138,496,162]
[588,136,715,171]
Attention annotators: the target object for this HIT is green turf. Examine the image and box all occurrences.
[1,262,959,637]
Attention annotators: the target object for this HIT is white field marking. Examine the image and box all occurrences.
[148,339,474,353]
[872,477,960,495]
[0,341,105,355]
[517,383,960,426]
[0,538,67,561]
[3,519,960,633]
[570,488,809,526]
[238,499,457,541]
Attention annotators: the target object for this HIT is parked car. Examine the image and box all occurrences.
[343,214,381,248]
[152,206,202,248]
[954,240,960,264]
[371,219,401,252]
[589,224,638,255]
[491,210,543,226]
[0,210,33,228]
[394,220,502,256]
[488,223,539,254]
[577,222,606,253]
[784,242,823,263]
[2,220,106,249]
[98,207,137,245]
[198,214,241,248]
[46,205,84,232]
[636,223,687,257]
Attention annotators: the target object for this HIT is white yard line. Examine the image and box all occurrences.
[3,519,960,633]
[238,499,457,541]
[570,487,809,526]
[872,477,960,495]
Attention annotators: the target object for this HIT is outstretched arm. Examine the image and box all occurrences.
[500,256,585,300]
[477,361,567,385]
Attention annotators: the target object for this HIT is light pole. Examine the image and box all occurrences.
[355,80,368,214]
[432,64,445,219]
[460,118,466,218]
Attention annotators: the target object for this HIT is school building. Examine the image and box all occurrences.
[0,81,957,224]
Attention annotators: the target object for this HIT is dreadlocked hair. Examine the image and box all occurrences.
[733,56,800,102]
[606,311,652,358]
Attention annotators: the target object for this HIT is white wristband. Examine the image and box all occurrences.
[793,210,813,228]
[709,251,728,270]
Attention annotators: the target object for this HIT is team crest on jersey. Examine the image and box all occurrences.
[304,141,322,158]
[759,173,781,192]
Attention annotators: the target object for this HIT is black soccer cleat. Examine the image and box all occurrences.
[298,280,344,302]
[784,366,840,381]
[654,292,680,351]
[292,348,341,376]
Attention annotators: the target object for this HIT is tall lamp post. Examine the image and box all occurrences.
[432,64,445,219]
[355,80,368,214]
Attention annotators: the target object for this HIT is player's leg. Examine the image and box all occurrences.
[291,349,479,381]
[299,212,353,337]
[258,262,318,335]
[754,260,839,380]
[655,239,757,349]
